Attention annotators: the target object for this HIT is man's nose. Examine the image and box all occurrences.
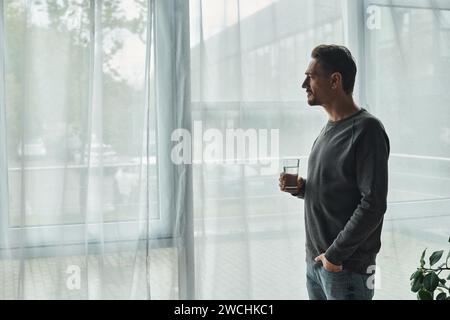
[301,79,308,89]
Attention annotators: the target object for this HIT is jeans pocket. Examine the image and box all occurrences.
[321,266,347,276]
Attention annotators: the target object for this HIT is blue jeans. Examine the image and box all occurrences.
[306,261,374,300]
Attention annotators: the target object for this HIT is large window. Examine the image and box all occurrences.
[0,0,191,300]
[1,0,165,247]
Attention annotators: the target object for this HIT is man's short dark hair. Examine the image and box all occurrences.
[311,44,357,94]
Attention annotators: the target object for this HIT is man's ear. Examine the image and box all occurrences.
[330,72,342,90]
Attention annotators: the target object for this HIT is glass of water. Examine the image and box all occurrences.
[283,159,300,192]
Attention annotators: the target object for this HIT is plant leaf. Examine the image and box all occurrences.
[446,250,450,264]
[411,273,424,293]
[429,250,444,266]
[417,289,433,300]
[423,272,440,292]
[436,292,447,300]
[447,273,450,280]
[439,278,446,285]
[410,270,422,281]
[420,249,427,267]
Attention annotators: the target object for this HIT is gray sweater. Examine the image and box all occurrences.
[295,108,390,274]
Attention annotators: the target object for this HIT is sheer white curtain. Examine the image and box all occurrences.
[1,0,449,301]
[189,0,450,300]
[363,0,450,299]
[0,0,192,299]
[189,0,349,299]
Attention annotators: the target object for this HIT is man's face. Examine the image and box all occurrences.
[301,59,332,106]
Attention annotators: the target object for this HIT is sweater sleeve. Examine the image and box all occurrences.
[325,119,390,266]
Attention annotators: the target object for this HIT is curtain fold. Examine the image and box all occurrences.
[0,0,9,251]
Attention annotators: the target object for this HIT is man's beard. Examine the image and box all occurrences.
[307,95,320,106]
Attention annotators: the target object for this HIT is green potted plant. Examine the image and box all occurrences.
[410,237,450,300]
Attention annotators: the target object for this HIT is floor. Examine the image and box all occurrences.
[0,201,448,300]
